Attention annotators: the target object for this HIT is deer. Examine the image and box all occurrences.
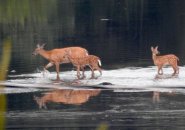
[32,44,88,81]
[34,89,101,109]
[151,46,179,76]
[63,49,102,79]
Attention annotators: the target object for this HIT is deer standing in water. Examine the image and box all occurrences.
[32,44,88,81]
[151,46,179,75]
[63,50,102,79]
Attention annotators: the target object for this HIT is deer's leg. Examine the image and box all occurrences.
[176,66,179,74]
[158,66,163,75]
[90,67,95,79]
[171,65,176,76]
[175,61,179,74]
[55,63,60,81]
[42,62,53,77]
[172,63,179,75]
[44,62,54,70]
[91,69,95,79]
[77,66,81,79]
[80,66,86,79]
[88,65,94,79]
[160,68,163,75]
[170,59,179,75]
[96,66,102,76]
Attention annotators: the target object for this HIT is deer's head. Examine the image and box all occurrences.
[33,95,47,109]
[32,44,45,56]
[151,46,160,55]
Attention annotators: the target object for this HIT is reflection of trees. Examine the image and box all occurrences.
[0,0,58,41]
[34,89,101,109]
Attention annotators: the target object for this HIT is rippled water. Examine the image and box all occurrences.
[2,67,185,129]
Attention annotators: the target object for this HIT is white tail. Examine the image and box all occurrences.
[98,59,102,66]
[85,50,89,56]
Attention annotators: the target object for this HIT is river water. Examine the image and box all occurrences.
[2,67,185,129]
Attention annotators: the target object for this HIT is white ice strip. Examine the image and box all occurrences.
[1,66,185,94]
[0,87,39,94]
[80,66,185,87]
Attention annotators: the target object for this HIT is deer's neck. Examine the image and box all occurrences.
[152,54,158,63]
[39,49,50,60]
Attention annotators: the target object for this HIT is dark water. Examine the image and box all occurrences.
[5,88,185,129]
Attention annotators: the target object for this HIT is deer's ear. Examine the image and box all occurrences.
[41,44,46,48]
[37,44,40,48]
[155,46,158,50]
[151,46,154,51]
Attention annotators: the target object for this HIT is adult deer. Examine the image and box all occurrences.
[151,46,179,75]
[32,44,88,81]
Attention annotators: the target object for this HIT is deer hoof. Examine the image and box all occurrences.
[172,73,178,76]
[90,77,95,79]
[81,76,86,79]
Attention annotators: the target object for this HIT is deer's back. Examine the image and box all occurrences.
[48,47,88,63]
[69,56,88,66]
[155,54,178,65]
[70,55,100,66]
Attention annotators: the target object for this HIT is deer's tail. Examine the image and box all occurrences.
[98,59,102,66]
[176,56,179,61]
[85,50,89,56]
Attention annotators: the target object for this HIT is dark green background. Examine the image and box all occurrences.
[0,0,184,73]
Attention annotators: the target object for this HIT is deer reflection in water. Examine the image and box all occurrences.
[34,89,101,109]
[152,91,175,103]
[152,91,160,103]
